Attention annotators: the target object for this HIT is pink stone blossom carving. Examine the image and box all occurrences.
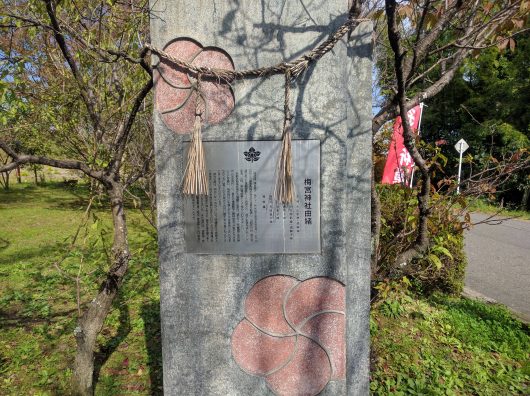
[154,37,235,134]
[231,275,346,396]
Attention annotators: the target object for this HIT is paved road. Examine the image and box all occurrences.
[464,213,530,321]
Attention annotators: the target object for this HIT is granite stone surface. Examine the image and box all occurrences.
[150,1,372,394]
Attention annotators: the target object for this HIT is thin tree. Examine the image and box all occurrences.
[1,1,152,394]
[371,0,528,267]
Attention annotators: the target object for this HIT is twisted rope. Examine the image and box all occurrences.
[146,16,370,81]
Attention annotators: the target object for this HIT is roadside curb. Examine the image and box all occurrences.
[462,287,529,325]
[462,287,498,303]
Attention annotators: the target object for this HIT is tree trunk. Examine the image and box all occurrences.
[386,0,431,269]
[33,167,38,184]
[16,166,21,183]
[1,171,9,190]
[72,184,130,395]
[521,185,529,210]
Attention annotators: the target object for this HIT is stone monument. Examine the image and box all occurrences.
[150,1,372,394]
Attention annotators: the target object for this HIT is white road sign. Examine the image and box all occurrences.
[455,138,469,194]
[454,138,469,154]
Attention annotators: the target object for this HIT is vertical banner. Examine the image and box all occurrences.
[381,103,423,186]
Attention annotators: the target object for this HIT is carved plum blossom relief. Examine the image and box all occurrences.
[154,37,235,134]
[231,275,346,396]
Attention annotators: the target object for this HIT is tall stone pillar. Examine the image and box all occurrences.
[150,1,372,394]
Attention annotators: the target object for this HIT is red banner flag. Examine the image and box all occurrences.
[381,104,423,186]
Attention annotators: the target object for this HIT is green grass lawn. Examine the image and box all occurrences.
[1,183,528,395]
[0,182,161,395]
[371,291,529,395]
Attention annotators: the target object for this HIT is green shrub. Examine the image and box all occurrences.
[376,184,467,295]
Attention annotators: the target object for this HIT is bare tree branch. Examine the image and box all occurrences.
[404,0,464,82]
[0,141,106,182]
[125,147,154,188]
[44,0,101,134]
[373,0,525,136]
[109,77,153,174]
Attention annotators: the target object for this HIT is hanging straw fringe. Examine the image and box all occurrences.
[274,72,294,203]
[182,75,208,196]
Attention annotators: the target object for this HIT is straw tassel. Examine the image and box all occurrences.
[274,71,295,203]
[182,76,208,196]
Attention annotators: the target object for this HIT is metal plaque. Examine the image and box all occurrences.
[183,140,320,254]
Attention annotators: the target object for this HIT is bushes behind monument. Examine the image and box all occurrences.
[375,184,467,295]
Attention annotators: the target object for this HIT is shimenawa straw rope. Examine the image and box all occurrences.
[147,16,370,82]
